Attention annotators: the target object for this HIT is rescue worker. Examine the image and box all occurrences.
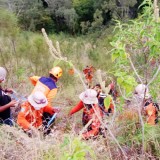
[30,66,62,106]
[83,66,95,88]
[135,84,159,125]
[134,84,150,100]
[17,91,55,134]
[0,67,17,126]
[30,66,62,124]
[69,89,103,139]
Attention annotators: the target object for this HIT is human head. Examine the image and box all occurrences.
[49,66,62,81]
[0,67,7,83]
[109,82,114,90]
[135,84,151,99]
[28,91,48,110]
[79,89,98,104]
[92,84,102,97]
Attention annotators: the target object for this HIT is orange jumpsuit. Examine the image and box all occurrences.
[30,76,57,107]
[17,101,55,130]
[145,102,159,125]
[69,101,103,139]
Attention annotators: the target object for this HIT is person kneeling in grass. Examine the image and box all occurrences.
[135,84,159,125]
[0,67,17,126]
[69,89,103,139]
[17,91,56,136]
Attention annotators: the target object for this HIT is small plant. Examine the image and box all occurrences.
[60,136,96,160]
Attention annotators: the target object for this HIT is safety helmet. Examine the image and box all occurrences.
[79,89,98,104]
[135,84,148,95]
[28,91,48,110]
[135,84,151,99]
[0,67,7,81]
[49,66,62,79]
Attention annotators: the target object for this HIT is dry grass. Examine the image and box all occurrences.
[0,104,160,160]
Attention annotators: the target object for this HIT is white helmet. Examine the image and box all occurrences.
[28,91,48,110]
[79,89,98,104]
[135,84,151,99]
[0,67,7,81]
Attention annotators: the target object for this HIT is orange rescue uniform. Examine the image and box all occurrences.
[30,76,57,107]
[69,101,103,139]
[145,103,158,125]
[17,101,55,130]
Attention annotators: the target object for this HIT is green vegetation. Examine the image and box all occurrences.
[0,0,160,160]
[111,0,160,98]
[2,0,159,34]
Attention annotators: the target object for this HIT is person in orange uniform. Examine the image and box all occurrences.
[17,91,55,133]
[29,66,62,126]
[135,84,159,125]
[83,66,95,88]
[144,99,159,125]
[30,66,62,107]
[69,89,103,139]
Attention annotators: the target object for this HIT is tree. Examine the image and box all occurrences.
[110,0,160,156]
[0,0,55,33]
[111,0,160,97]
[73,0,95,22]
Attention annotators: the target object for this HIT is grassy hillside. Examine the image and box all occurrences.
[0,4,160,160]
[0,9,114,99]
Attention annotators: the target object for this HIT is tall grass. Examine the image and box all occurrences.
[0,10,114,98]
[1,7,160,160]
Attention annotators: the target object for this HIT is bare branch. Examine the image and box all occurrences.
[147,65,160,87]
[128,55,143,84]
[133,95,145,155]
[41,28,87,90]
[91,104,127,159]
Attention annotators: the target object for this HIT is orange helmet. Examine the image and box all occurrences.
[49,66,62,78]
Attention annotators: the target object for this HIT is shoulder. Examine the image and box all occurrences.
[39,77,57,90]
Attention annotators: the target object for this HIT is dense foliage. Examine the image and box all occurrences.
[1,0,157,34]
[111,0,160,98]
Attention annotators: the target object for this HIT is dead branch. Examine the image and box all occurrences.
[41,28,87,90]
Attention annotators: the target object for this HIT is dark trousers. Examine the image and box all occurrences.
[42,112,55,135]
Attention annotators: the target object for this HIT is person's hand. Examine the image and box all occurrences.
[8,100,17,107]
[5,88,14,94]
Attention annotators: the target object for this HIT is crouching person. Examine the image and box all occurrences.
[69,89,103,139]
[0,67,17,126]
[144,99,159,125]
[135,84,159,125]
[17,91,55,136]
